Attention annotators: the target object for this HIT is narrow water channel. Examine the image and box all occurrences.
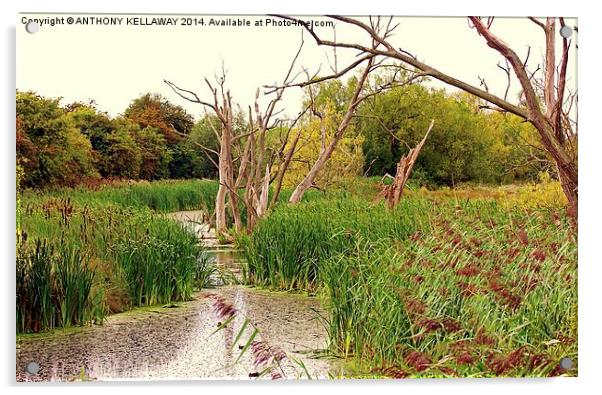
[16,211,334,381]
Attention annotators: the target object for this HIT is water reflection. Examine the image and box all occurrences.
[17,287,331,381]
[16,211,333,382]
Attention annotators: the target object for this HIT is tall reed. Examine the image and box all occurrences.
[240,189,577,377]
[111,215,203,306]
[17,180,215,333]
[240,197,426,291]
[320,200,577,377]
[22,179,219,213]
[16,240,102,332]
[55,246,97,327]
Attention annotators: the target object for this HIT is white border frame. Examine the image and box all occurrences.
[3,1,600,394]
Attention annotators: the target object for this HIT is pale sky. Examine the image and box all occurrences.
[16,14,577,119]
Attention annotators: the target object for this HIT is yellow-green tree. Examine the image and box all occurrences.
[282,105,364,189]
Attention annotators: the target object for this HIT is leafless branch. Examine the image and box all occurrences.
[528,17,546,31]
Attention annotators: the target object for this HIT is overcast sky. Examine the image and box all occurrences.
[16,14,577,119]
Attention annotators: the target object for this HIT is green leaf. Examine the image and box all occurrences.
[234,328,259,364]
[210,315,235,336]
[231,318,250,350]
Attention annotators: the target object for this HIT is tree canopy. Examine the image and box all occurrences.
[16,84,552,190]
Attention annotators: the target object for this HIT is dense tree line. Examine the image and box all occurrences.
[16,92,218,188]
[282,77,548,189]
[16,84,548,190]
[357,83,549,186]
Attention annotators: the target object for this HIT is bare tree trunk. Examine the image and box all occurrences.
[555,158,578,218]
[223,108,243,233]
[270,128,302,207]
[288,141,334,203]
[385,120,434,208]
[278,15,578,216]
[215,183,227,233]
[216,128,232,233]
[228,192,242,232]
[257,164,270,217]
[289,57,374,204]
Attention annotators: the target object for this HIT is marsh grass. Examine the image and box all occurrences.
[16,240,101,332]
[17,177,578,378]
[240,196,426,291]
[241,193,577,377]
[22,179,219,213]
[17,180,216,333]
[327,202,576,377]
[55,245,98,327]
[112,216,204,305]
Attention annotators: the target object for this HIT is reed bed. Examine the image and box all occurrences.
[241,195,577,377]
[16,240,103,332]
[239,197,427,291]
[17,180,215,333]
[112,215,206,305]
[21,179,219,213]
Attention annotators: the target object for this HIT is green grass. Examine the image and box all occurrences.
[112,215,207,306]
[55,244,99,327]
[16,176,325,333]
[16,240,103,332]
[240,191,578,377]
[17,179,217,333]
[239,196,426,291]
[21,179,220,213]
[17,176,578,377]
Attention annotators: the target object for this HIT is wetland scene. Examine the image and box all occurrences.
[17,211,334,381]
[16,15,577,381]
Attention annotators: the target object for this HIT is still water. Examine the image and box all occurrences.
[16,211,334,381]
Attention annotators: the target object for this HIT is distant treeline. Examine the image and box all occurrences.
[355,83,551,186]
[16,83,550,190]
[16,92,218,189]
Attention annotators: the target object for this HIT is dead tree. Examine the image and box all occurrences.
[267,19,424,204]
[275,15,578,217]
[288,58,373,203]
[164,75,236,233]
[382,120,434,208]
[165,41,306,234]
